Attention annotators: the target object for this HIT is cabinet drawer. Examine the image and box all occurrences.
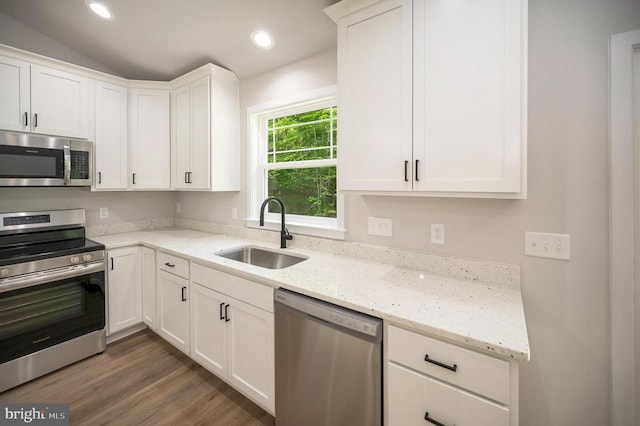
[191,263,274,312]
[157,252,189,279]
[387,324,510,404]
[387,362,509,426]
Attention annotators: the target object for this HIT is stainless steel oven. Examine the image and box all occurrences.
[0,130,93,187]
[0,209,106,392]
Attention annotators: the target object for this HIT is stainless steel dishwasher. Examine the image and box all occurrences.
[275,288,382,426]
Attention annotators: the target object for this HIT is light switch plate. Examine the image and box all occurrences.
[99,207,108,219]
[368,217,392,237]
[525,231,571,260]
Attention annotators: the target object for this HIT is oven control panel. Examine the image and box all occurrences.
[0,250,105,282]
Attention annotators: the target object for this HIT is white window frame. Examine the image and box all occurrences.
[247,86,345,240]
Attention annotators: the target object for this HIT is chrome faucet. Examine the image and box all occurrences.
[259,196,293,248]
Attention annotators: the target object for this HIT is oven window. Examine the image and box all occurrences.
[0,282,83,340]
[0,271,105,364]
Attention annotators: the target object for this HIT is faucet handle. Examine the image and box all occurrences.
[283,227,293,239]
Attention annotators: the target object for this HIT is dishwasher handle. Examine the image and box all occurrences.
[275,288,382,341]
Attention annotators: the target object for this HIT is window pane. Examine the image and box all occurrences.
[267,107,337,164]
[267,167,337,218]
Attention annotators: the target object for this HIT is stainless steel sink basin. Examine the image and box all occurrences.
[216,246,308,270]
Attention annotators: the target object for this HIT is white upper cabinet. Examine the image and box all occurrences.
[0,55,90,139]
[333,0,413,192]
[0,55,30,132]
[30,65,90,139]
[95,81,128,190]
[413,0,525,193]
[129,89,170,190]
[325,0,527,197]
[171,65,240,191]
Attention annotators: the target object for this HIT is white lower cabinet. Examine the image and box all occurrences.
[106,247,142,335]
[190,263,275,415]
[157,252,190,353]
[386,323,519,426]
[140,247,157,330]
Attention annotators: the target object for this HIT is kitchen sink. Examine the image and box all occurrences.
[216,246,308,270]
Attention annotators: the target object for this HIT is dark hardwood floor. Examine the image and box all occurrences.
[0,330,276,425]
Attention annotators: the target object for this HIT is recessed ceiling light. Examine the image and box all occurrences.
[86,1,114,20]
[251,30,275,50]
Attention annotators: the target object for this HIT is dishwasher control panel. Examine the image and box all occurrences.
[275,288,382,339]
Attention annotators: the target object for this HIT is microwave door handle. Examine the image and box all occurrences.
[63,144,71,185]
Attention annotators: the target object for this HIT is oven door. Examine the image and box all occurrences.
[0,262,105,364]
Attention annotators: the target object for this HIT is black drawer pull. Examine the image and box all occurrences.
[424,411,449,426]
[219,302,225,320]
[415,159,420,181]
[224,304,230,322]
[24,112,28,126]
[404,160,409,182]
[164,262,175,268]
[424,354,457,372]
[181,286,187,302]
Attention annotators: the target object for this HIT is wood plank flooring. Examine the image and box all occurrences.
[0,330,275,425]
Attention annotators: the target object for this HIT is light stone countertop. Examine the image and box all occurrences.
[92,228,530,361]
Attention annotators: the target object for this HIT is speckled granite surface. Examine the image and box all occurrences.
[92,227,530,361]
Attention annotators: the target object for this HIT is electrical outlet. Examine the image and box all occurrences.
[99,207,108,219]
[431,223,445,244]
[525,232,571,260]
[368,217,392,237]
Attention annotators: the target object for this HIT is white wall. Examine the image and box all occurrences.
[182,1,640,424]
[0,12,118,75]
[0,188,175,228]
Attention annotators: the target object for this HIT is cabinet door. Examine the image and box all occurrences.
[227,297,275,414]
[413,0,525,193]
[189,76,211,189]
[171,84,191,189]
[30,65,89,139]
[336,0,413,191]
[95,81,128,190]
[107,247,142,335]
[157,270,190,353]
[140,247,157,330]
[129,89,170,189]
[387,362,509,426]
[190,283,228,377]
[0,55,30,132]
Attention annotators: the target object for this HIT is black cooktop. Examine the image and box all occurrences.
[0,227,105,267]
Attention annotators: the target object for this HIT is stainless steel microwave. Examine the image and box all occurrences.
[0,131,93,187]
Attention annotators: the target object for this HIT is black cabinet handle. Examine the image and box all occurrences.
[164,262,175,268]
[424,354,458,372]
[98,171,102,184]
[24,112,28,126]
[424,412,448,426]
[404,160,409,182]
[415,159,420,181]
[184,171,188,184]
[33,113,38,127]
[188,172,192,183]
[224,304,230,322]
[219,302,225,320]
[132,173,136,185]
[110,258,114,270]
[181,286,187,302]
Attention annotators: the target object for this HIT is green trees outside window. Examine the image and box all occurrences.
[265,106,337,218]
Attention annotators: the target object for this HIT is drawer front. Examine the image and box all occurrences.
[157,252,190,279]
[387,362,509,426]
[387,324,510,404]
[191,263,274,313]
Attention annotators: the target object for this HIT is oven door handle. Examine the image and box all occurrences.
[0,262,105,294]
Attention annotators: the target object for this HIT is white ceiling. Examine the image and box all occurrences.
[0,0,339,81]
